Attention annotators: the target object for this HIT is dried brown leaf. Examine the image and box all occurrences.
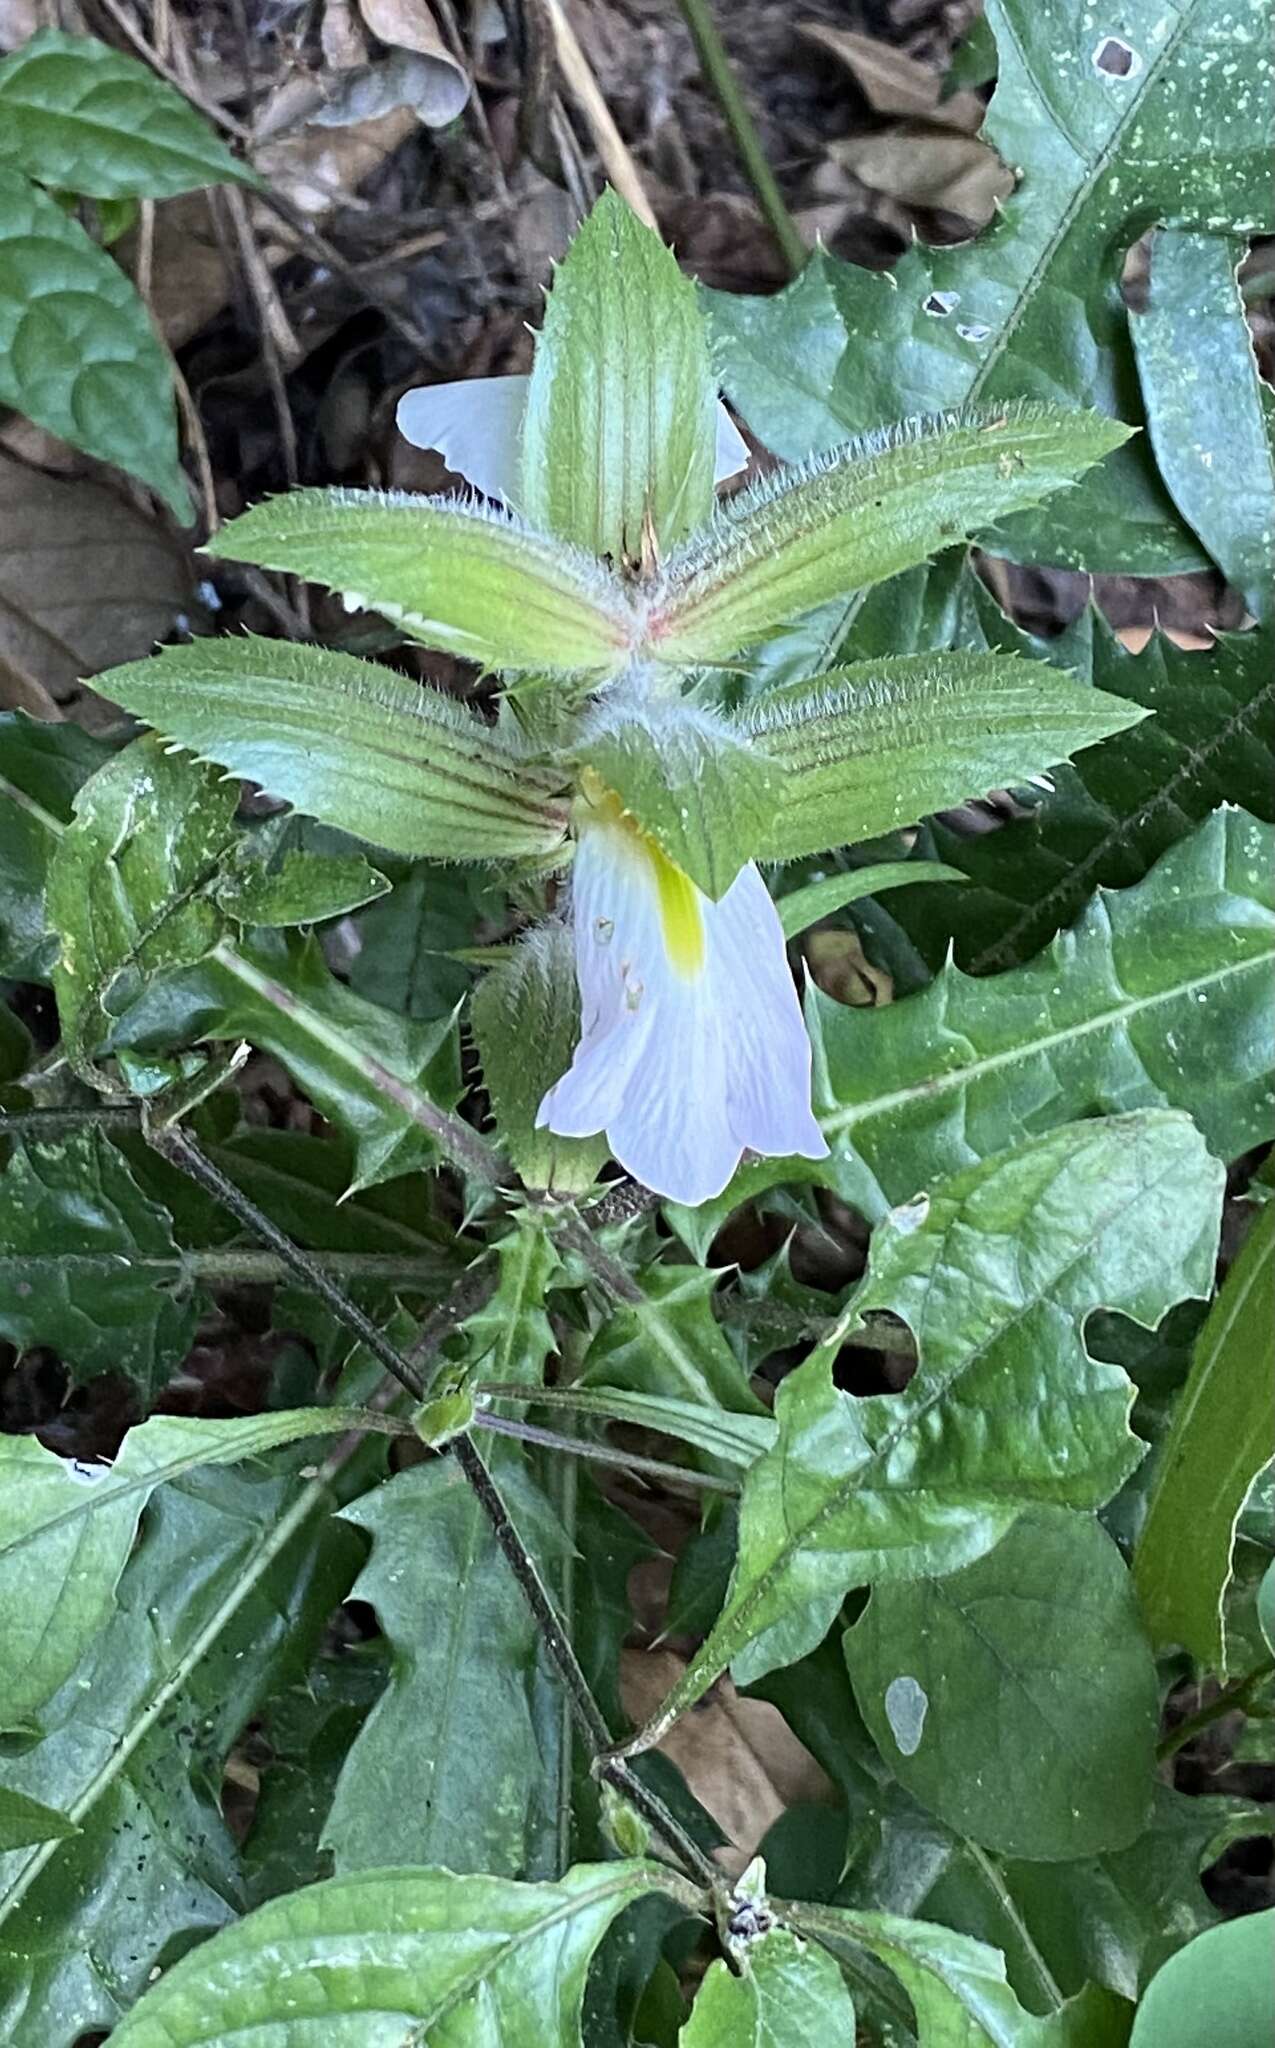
[0,453,192,715]
[830,123,1013,227]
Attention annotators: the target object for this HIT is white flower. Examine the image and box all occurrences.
[396,373,749,510]
[537,779,828,1205]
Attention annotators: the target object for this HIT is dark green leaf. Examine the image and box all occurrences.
[104,1859,689,2048]
[347,861,497,1021]
[846,1508,1160,1860]
[582,1263,768,1418]
[0,1127,200,1399]
[472,926,608,1192]
[1131,228,1275,618]
[648,405,1130,666]
[0,1789,77,1854]
[636,1111,1221,1739]
[0,713,113,978]
[1129,1909,1275,2048]
[709,0,1275,574]
[893,605,1275,973]
[324,1456,554,1877]
[1135,1198,1275,1673]
[0,29,256,198]
[46,736,238,1073]
[205,491,636,674]
[521,187,718,559]
[579,698,780,899]
[98,637,571,860]
[0,168,187,514]
[743,651,1143,863]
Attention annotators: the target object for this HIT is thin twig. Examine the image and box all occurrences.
[143,1114,721,1892]
[1156,1659,1275,1761]
[538,0,658,228]
[550,1202,644,1304]
[95,0,255,142]
[673,0,807,277]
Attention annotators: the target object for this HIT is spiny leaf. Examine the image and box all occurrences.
[521,187,718,559]
[741,650,1143,862]
[205,490,637,674]
[644,404,1131,666]
[97,637,571,861]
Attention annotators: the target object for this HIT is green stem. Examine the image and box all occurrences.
[146,1113,722,1895]
[673,0,807,277]
[1156,1658,1275,1761]
[474,1409,739,1494]
[210,937,507,1187]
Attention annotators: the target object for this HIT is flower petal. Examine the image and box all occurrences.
[396,373,749,508]
[395,374,530,506]
[711,862,829,1163]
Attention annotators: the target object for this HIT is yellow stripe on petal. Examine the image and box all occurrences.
[650,837,705,977]
[578,767,705,979]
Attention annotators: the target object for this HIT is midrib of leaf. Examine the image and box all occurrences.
[817,944,1271,1139]
[0,770,63,838]
[665,1138,1170,1718]
[407,1865,687,2042]
[0,1455,338,1932]
[968,664,1275,972]
[968,0,1194,397]
[0,97,232,180]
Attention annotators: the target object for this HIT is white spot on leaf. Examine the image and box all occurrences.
[884,1675,929,1755]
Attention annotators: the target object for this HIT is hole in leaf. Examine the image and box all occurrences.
[1092,36,1141,77]
[923,290,960,317]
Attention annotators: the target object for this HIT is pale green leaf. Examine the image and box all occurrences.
[1135,1198,1275,1673]
[205,490,636,674]
[1129,1909,1275,2048]
[788,1902,1131,2048]
[1131,228,1275,620]
[521,187,717,559]
[846,1508,1160,1860]
[0,29,256,198]
[776,860,966,940]
[98,637,571,860]
[633,1112,1221,1742]
[0,1127,200,1400]
[579,698,780,897]
[481,1383,774,1470]
[743,651,1143,863]
[46,735,238,1073]
[0,1454,357,2045]
[212,849,389,926]
[0,1404,377,1732]
[324,1457,553,1877]
[681,1925,855,2045]
[645,405,1130,667]
[471,927,608,1192]
[710,0,1275,574]
[103,1860,688,2048]
[0,168,187,514]
[459,1214,561,1388]
[582,1263,768,1418]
